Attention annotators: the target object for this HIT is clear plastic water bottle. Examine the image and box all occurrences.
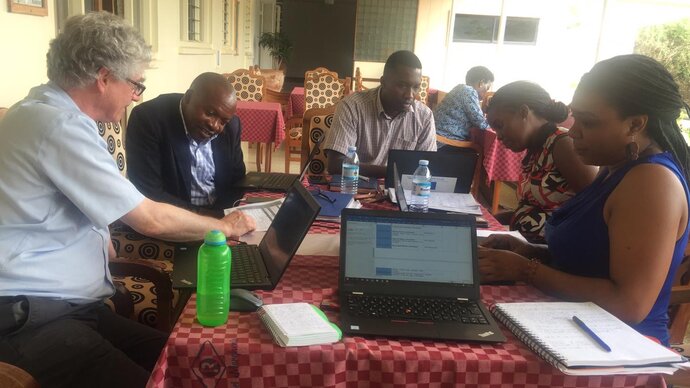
[196,229,231,326]
[410,159,431,213]
[341,146,359,195]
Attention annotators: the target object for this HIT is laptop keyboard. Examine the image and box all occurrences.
[262,173,295,188]
[230,245,266,285]
[346,294,489,324]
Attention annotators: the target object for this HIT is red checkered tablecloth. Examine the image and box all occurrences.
[471,127,525,183]
[236,101,285,147]
[147,254,663,388]
[287,87,305,119]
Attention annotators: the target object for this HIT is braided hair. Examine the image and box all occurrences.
[487,80,569,124]
[576,54,690,182]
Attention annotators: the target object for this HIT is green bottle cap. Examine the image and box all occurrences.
[204,229,227,246]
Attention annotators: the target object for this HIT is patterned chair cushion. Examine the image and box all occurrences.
[304,73,346,111]
[302,105,336,177]
[418,75,430,106]
[97,121,127,177]
[224,69,265,102]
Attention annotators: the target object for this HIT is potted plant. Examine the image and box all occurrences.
[258,32,293,71]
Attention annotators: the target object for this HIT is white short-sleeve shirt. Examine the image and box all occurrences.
[0,83,144,303]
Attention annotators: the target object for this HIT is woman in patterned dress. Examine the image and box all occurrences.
[486,81,598,243]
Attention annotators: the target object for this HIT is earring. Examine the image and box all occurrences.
[626,136,640,161]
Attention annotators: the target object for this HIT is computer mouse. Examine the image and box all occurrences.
[229,288,264,312]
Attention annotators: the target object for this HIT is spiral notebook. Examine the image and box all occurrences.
[492,302,686,375]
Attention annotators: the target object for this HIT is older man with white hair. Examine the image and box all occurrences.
[0,12,254,387]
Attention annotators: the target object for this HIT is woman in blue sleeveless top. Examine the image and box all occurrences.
[479,54,690,346]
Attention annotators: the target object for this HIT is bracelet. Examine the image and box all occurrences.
[525,258,541,284]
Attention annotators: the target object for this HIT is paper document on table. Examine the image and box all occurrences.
[403,190,482,215]
[224,198,284,231]
[401,174,457,193]
[476,230,527,242]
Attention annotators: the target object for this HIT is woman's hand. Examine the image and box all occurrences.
[478,246,531,283]
[480,234,534,257]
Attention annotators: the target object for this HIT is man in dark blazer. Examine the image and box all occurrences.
[126,72,246,215]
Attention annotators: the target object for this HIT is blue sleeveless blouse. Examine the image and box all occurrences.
[545,152,689,346]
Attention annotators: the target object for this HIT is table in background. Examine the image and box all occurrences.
[236,101,286,173]
[147,200,661,388]
[287,87,305,119]
[471,127,525,214]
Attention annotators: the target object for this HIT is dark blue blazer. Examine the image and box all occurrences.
[126,93,246,213]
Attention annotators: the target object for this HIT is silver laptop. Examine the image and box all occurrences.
[338,209,505,343]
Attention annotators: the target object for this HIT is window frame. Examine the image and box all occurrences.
[179,0,213,54]
[221,0,240,55]
[452,13,500,43]
[503,16,540,45]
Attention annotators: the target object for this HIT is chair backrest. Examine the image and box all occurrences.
[0,362,40,388]
[305,67,338,81]
[304,72,347,111]
[97,121,127,177]
[301,105,337,176]
[481,91,495,113]
[0,107,8,121]
[224,69,265,102]
[436,134,482,197]
[262,88,291,119]
[417,75,430,105]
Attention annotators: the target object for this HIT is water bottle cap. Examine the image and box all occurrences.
[419,159,429,166]
[204,230,227,246]
[347,146,357,152]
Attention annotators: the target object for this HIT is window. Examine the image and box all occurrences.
[453,14,539,45]
[354,0,418,62]
[179,0,212,53]
[187,0,202,42]
[504,17,539,44]
[222,0,240,52]
[453,14,499,43]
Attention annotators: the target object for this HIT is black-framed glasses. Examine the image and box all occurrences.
[313,187,335,204]
[126,78,146,96]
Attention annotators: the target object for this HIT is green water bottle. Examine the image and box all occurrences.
[196,230,231,326]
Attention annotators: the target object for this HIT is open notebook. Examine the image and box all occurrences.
[492,302,687,375]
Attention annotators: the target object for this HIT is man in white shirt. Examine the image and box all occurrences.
[0,12,254,388]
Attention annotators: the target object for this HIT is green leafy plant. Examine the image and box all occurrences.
[635,19,690,141]
[258,32,293,70]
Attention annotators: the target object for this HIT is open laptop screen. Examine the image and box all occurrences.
[343,212,475,285]
[260,183,320,282]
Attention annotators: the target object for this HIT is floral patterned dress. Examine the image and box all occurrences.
[511,126,573,243]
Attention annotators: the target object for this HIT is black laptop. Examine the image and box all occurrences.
[385,149,478,193]
[173,182,321,290]
[338,209,505,343]
[234,137,323,191]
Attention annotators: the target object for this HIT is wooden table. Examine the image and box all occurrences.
[236,101,286,173]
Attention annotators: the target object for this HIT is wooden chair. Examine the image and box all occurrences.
[304,72,347,111]
[436,134,483,198]
[0,362,39,388]
[263,88,303,173]
[668,243,690,344]
[481,91,495,113]
[302,105,337,178]
[223,69,265,102]
[97,120,178,332]
[305,66,338,81]
[0,107,8,120]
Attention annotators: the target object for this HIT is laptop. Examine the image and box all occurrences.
[385,149,478,193]
[173,182,321,290]
[338,209,505,343]
[234,137,323,192]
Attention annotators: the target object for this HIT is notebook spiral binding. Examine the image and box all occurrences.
[492,305,568,370]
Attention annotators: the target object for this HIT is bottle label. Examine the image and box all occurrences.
[412,182,431,197]
[342,164,359,180]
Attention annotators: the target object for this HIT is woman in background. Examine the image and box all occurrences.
[486,81,597,243]
[479,54,690,346]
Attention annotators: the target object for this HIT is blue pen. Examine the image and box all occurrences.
[572,315,612,352]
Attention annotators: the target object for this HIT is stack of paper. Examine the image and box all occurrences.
[224,198,284,232]
[402,190,482,215]
[258,303,342,347]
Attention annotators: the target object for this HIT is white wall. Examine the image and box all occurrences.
[0,0,258,108]
[0,1,55,107]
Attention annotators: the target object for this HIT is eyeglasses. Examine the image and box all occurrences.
[313,187,335,204]
[126,78,146,96]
